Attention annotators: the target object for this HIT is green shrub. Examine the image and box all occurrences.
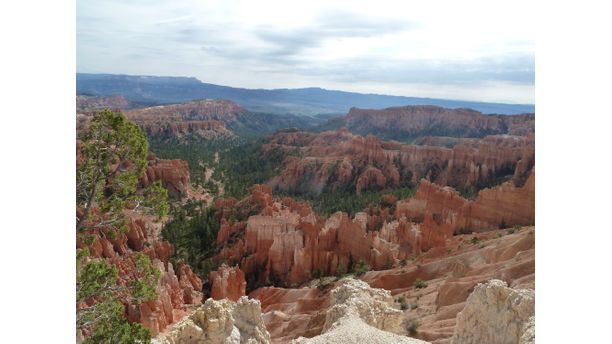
[397,295,408,310]
[470,236,480,245]
[414,278,427,289]
[399,259,407,267]
[406,319,420,335]
[353,260,371,276]
[311,268,323,279]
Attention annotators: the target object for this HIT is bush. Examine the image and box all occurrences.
[353,260,371,276]
[406,319,420,335]
[397,295,408,310]
[414,278,427,289]
[507,228,515,235]
[470,236,480,245]
[336,264,347,278]
[311,268,323,279]
[399,259,407,267]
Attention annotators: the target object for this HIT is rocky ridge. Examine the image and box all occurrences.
[76,95,132,112]
[450,280,535,344]
[323,105,534,140]
[264,129,534,195]
[153,296,271,344]
[291,278,429,344]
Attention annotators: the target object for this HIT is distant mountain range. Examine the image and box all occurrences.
[76,73,534,116]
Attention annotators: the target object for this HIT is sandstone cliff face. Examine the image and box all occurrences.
[140,154,191,198]
[125,100,244,141]
[209,264,247,301]
[251,227,534,343]
[450,280,534,344]
[153,297,271,344]
[213,169,534,290]
[331,105,534,140]
[215,189,402,287]
[395,171,535,234]
[265,129,534,195]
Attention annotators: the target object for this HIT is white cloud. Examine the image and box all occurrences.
[77,0,534,103]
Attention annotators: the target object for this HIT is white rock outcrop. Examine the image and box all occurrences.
[292,278,429,344]
[323,278,405,333]
[451,279,535,344]
[153,296,271,344]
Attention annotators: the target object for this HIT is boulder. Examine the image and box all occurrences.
[153,297,271,344]
[450,279,535,344]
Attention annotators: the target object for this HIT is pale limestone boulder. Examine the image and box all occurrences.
[153,296,271,344]
[451,279,535,344]
[323,278,405,334]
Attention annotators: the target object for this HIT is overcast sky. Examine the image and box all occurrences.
[77,0,534,104]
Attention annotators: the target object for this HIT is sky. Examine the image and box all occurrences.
[77,0,535,104]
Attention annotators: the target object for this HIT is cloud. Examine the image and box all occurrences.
[283,54,535,85]
[76,0,534,103]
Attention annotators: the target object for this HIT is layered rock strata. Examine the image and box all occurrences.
[332,105,534,140]
[265,129,534,195]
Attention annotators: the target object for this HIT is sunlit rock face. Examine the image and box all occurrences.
[153,296,271,344]
[451,279,535,344]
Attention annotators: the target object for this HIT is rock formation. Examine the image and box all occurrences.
[325,105,534,140]
[153,297,271,344]
[76,212,204,336]
[265,129,534,195]
[395,170,535,234]
[76,95,131,112]
[140,154,191,198]
[209,264,247,301]
[77,140,205,337]
[291,278,429,344]
[450,280,535,344]
[213,167,534,290]
[251,227,535,343]
[323,278,405,333]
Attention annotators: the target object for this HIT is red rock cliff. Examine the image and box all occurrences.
[265,129,534,195]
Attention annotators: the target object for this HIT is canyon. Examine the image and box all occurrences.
[264,129,534,195]
[209,170,534,288]
[76,100,536,343]
[321,105,535,141]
